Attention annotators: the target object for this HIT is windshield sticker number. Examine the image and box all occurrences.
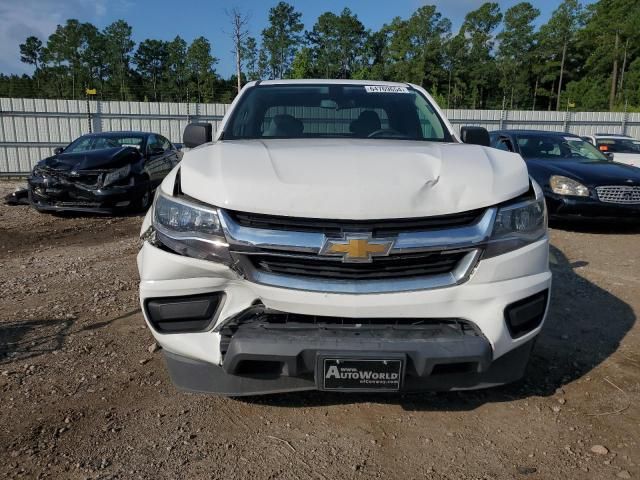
[364,85,410,94]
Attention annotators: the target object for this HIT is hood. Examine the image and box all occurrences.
[178,139,529,219]
[526,158,640,186]
[38,147,141,171]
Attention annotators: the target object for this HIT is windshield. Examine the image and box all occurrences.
[516,135,608,162]
[597,138,640,154]
[65,135,145,153]
[224,84,452,142]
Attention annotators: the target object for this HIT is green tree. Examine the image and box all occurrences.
[19,36,44,92]
[134,39,168,101]
[19,36,43,71]
[352,29,388,80]
[537,0,584,110]
[103,20,135,100]
[261,1,303,79]
[579,0,640,109]
[496,2,540,109]
[186,36,217,102]
[42,19,99,99]
[290,47,313,78]
[460,2,503,108]
[242,36,260,81]
[306,8,367,78]
[384,6,451,87]
[623,57,640,109]
[165,36,188,101]
[442,33,469,108]
[258,48,269,79]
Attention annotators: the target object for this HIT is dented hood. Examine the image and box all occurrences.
[38,147,141,171]
[179,139,529,219]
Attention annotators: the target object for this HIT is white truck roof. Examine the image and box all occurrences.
[248,79,413,87]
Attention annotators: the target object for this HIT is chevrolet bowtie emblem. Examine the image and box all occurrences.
[319,235,394,263]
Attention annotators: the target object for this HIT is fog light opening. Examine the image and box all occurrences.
[504,290,549,339]
[145,292,225,333]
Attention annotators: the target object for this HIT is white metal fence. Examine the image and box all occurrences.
[0,98,229,175]
[1,97,639,175]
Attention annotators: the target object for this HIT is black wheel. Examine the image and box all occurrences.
[133,188,152,212]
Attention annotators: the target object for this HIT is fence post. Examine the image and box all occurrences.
[621,110,629,135]
[563,110,572,132]
[86,97,92,133]
[93,100,102,133]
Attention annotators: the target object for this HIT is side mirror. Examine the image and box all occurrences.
[150,146,165,156]
[53,146,64,155]
[183,123,213,148]
[460,126,490,147]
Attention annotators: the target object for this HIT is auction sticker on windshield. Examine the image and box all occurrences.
[320,358,403,391]
[364,85,410,94]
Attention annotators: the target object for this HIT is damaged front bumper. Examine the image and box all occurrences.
[157,306,537,396]
[28,170,150,214]
[138,233,552,396]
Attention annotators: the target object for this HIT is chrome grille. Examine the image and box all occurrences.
[219,208,495,294]
[596,186,640,204]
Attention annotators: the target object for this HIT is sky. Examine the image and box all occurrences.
[0,0,592,77]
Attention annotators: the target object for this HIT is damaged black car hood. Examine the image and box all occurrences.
[37,147,141,171]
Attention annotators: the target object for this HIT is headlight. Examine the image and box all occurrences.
[485,180,547,258]
[102,164,131,187]
[151,190,231,263]
[549,175,589,196]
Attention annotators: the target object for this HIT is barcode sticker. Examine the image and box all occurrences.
[364,85,410,94]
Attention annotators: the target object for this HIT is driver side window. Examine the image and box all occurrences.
[159,136,171,151]
[147,135,160,154]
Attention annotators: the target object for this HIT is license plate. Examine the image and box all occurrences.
[320,358,403,391]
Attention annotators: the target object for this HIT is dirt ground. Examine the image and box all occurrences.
[0,180,639,480]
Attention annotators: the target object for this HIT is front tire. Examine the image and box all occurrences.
[133,187,152,212]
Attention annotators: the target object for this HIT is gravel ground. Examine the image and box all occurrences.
[1,180,639,480]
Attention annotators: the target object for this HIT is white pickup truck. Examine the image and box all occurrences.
[582,133,640,168]
[137,80,551,395]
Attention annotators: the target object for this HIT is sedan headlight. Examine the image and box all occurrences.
[549,175,589,197]
[102,164,131,187]
[485,180,547,258]
[151,190,231,263]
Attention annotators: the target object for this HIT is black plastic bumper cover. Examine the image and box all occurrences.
[163,325,537,396]
[27,177,149,214]
[546,193,640,220]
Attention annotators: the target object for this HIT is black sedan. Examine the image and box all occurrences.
[28,131,180,214]
[490,130,640,221]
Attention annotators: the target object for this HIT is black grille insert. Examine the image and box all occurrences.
[227,209,485,236]
[250,250,467,280]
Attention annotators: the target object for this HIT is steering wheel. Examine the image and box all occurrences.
[367,128,404,138]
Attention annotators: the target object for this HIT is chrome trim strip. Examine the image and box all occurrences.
[219,209,324,254]
[393,208,496,253]
[219,208,496,254]
[249,249,481,294]
[218,209,492,294]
